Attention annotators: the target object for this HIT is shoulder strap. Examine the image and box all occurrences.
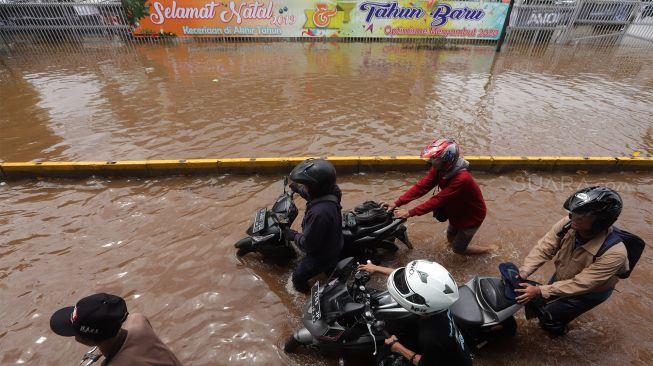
[596,228,624,257]
[556,221,572,239]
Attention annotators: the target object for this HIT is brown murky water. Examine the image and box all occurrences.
[1,43,653,365]
[1,43,652,162]
[1,173,652,365]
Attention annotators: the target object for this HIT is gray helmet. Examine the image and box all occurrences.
[563,186,622,232]
[289,159,336,198]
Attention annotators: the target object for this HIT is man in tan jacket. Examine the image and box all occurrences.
[514,186,628,335]
[50,293,182,365]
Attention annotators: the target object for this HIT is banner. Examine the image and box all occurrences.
[132,1,509,40]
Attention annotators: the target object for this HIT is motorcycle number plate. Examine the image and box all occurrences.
[252,208,266,234]
[310,282,321,323]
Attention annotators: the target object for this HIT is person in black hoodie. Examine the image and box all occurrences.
[284,158,344,294]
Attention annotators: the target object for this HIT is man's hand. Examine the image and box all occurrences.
[394,209,410,219]
[283,227,298,242]
[357,263,379,274]
[515,283,541,304]
[384,335,400,352]
[380,201,397,212]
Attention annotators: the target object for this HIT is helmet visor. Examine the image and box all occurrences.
[391,268,427,306]
[392,268,410,295]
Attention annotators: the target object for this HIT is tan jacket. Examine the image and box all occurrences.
[104,313,182,366]
[520,217,629,299]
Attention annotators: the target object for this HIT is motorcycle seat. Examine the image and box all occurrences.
[342,216,392,239]
[450,285,483,326]
[480,278,516,312]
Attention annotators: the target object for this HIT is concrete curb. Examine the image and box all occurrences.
[0,156,651,180]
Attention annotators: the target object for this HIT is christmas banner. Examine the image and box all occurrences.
[130,1,509,40]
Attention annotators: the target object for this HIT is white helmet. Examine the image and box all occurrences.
[387,260,459,315]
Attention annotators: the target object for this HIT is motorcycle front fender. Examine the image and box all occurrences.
[292,327,315,346]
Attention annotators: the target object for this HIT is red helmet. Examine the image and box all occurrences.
[420,138,460,170]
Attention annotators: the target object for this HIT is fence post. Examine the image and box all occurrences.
[496,0,516,52]
[561,0,585,44]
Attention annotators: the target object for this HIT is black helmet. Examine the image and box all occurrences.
[289,158,336,198]
[563,186,622,232]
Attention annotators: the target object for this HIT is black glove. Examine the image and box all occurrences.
[284,227,298,242]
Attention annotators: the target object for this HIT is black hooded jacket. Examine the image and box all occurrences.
[293,184,344,261]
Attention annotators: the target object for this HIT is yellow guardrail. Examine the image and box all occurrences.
[0,156,651,180]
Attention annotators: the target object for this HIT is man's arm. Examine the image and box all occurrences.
[394,168,439,207]
[357,263,394,276]
[538,244,627,298]
[406,173,466,217]
[385,336,421,366]
[519,217,569,279]
[294,212,329,254]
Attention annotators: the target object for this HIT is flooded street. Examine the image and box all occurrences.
[1,42,653,365]
[1,172,652,365]
[1,43,652,162]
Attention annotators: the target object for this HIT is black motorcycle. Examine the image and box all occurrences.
[234,179,412,265]
[284,257,521,363]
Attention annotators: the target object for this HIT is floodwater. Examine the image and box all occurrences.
[1,43,652,162]
[1,42,653,366]
[1,173,652,365]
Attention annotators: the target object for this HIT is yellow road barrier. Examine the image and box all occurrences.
[0,156,651,180]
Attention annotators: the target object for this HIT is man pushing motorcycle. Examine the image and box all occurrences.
[381,137,495,255]
[284,158,344,293]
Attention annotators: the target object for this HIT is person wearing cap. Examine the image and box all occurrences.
[285,158,344,294]
[358,261,472,366]
[382,137,494,255]
[515,186,629,335]
[50,293,182,365]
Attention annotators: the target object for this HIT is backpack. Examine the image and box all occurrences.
[597,227,645,279]
[557,222,645,279]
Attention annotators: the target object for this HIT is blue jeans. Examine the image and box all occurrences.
[538,287,614,335]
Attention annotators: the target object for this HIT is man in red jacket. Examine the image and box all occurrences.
[383,138,494,255]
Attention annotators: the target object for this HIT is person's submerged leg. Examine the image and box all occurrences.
[450,226,496,255]
[538,289,613,335]
[292,257,320,293]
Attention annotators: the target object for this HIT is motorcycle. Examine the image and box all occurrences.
[234,178,413,265]
[284,257,521,363]
[78,347,101,365]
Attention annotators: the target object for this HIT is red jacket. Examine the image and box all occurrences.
[394,167,486,229]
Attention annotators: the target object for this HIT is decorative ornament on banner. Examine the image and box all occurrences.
[131,1,509,40]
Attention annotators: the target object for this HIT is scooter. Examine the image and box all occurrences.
[284,257,521,362]
[234,178,412,265]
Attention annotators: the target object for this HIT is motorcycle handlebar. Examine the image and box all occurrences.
[79,347,101,366]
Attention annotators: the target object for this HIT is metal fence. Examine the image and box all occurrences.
[0,0,652,53]
[505,0,653,47]
[0,0,130,50]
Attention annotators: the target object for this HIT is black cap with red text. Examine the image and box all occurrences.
[50,293,128,341]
